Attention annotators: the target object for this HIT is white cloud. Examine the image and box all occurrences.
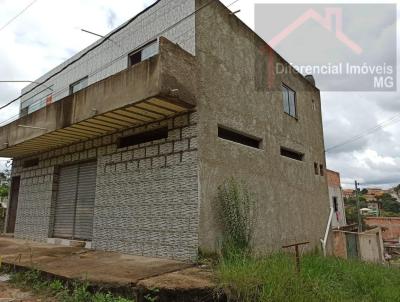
[0,0,398,188]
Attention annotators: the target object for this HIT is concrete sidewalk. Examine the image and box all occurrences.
[0,237,216,301]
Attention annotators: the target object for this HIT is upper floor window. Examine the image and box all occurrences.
[70,76,88,95]
[282,84,296,118]
[129,40,158,67]
[333,197,339,212]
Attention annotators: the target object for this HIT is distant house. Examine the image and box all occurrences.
[365,188,385,197]
[343,189,354,199]
[326,170,347,228]
[367,201,381,216]
[364,194,377,202]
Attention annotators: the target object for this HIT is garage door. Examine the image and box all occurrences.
[53,161,97,240]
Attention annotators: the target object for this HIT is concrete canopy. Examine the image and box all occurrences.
[0,37,196,158]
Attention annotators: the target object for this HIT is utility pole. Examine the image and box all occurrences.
[355,180,362,232]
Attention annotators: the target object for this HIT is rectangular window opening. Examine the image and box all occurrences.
[118,127,168,148]
[282,84,297,118]
[70,76,88,95]
[280,147,304,161]
[129,40,158,67]
[23,158,39,168]
[314,162,319,175]
[319,164,324,176]
[333,197,339,212]
[218,126,261,149]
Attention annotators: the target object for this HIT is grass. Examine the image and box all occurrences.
[4,269,133,302]
[216,252,400,302]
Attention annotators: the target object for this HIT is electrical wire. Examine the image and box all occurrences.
[0,0,222,112]
[0,0,38,32]
[325,112,400,153]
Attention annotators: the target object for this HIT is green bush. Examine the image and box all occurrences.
[217,178,255,257]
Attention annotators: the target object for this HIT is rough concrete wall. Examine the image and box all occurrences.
[195,0,330,254]
[10,112,199,261]
[328,186,347,228]
[365,217,400,241]
[21,0,196,111]
[332,231,347,259]
[358,228,384,263]
[93,112,199,261]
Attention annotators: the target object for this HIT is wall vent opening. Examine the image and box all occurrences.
[118,127,168,148]
[218,126,261,149]
[280,147,304,161]
[320,164,324,176]
[23,158,39,168]
[314,162,319,175]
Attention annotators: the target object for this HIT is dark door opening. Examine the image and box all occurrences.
[346,233,359,259]
[6,176,20,233]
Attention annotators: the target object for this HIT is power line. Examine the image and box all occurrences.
[325,112,400,153]
[0,0,221,112]
[0,80,53,91]
[0,0,38,32]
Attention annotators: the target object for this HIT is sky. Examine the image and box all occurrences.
[0,0,399,189]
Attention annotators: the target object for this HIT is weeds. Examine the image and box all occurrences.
[143,287,159,302]
[216,253,400,302]
[7,269,133,302]
[217,178,255,257]
[215,178,400,301]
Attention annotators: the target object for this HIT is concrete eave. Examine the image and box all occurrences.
[0,37,197,158]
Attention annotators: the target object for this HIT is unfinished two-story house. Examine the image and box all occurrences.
[1,0,330,261]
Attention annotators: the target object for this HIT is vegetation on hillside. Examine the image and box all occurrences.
[344,187,400,223]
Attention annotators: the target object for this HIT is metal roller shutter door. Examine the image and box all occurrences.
[53,165,78,239]
[74,161,97,240]
[53,161,97,240]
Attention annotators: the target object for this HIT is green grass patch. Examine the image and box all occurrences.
[216,253,400,302]
[6,269,133,302]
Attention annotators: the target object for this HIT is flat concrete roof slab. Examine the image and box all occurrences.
[0,237,192,286]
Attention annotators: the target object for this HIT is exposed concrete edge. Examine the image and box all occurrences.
[0,37,197,152]
[1,262,222,302]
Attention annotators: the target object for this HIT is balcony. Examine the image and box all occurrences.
[0,37,196,158]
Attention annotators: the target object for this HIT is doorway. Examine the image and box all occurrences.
[6,176,20,233]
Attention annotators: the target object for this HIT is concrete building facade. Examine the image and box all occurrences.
[1,0,330,261]
[18,0,196,115]
[326,169,347,228]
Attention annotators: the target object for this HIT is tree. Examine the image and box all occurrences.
[394,184,400,199]
[345,196,366,208]
[0,185,8,198]
[361,188,368,195]
[377,193,400,214]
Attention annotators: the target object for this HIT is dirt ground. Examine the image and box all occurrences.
[0,280,53,302]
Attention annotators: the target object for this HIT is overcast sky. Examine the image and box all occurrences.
[0,0,398,189]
